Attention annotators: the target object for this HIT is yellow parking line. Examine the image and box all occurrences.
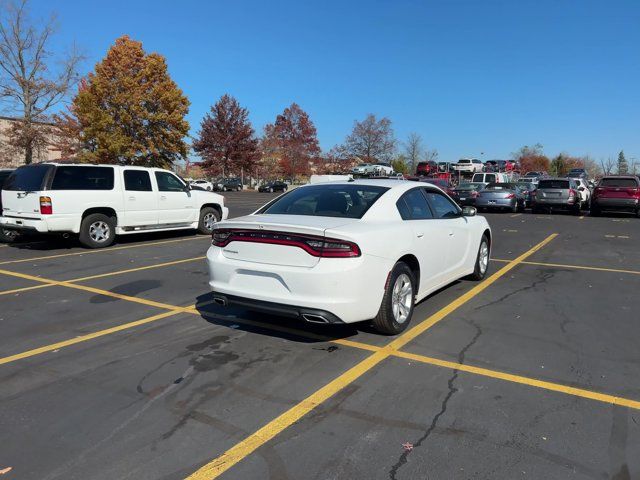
[0,268,195,312]
[510,213,522,218]
[0,235,208,266]
[0,311,181,366]
[0,256,206,296]
[185,233,558,480]
[491,258,640,276]
[392,351,640,410]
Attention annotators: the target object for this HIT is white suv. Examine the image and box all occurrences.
[0,163,229,248]
[453,158,483,173]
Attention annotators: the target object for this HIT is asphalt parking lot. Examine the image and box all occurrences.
[1,191,639,480]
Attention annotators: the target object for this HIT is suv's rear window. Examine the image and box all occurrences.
[599,178,639,188]
[51,166,114,190]
[3,164,53,191]
[259,184,388,218]
[538,180,569,189]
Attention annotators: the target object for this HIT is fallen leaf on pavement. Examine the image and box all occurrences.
[402,442,413,452]
[0,467,13,475]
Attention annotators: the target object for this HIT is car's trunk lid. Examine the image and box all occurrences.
[215,214,359,267]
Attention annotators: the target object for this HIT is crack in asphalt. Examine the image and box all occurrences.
[473,270,556,311]
[388,320,483,480]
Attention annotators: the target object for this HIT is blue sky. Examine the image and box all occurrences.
[32,0,640,162]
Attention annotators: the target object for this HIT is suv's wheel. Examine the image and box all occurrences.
[0,228,19,243]
[79,213,115,248]
[372,262,415,335]
[198,207,221,234]
[467,234,490,281]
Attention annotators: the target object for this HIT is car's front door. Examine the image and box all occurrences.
[423,189,471,278]
[154,171,196,225]
[396,188,448,296]
[122,169,158,227]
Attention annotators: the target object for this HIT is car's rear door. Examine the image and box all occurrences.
[395,188,447,295]
[122,169,158,227]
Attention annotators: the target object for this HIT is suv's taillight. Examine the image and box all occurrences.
[568,189,577,198]
[40,196,52,215]
[506,193,515,199]
[212,229,361,258]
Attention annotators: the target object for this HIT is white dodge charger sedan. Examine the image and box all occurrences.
[206,180,491,334]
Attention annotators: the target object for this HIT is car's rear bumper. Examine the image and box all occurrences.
[206,245,390,324]
[453,197,477,206]
[476,198,515,209]
[210,293,345,324]
[0,216,49,233]
[532,199,577,209]
[593,198,638,210]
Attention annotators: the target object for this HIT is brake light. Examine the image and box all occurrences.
[212,229,361,258]
[506,193,515,199]
[471,191,480,198]
[40,196,52,215]
[568,189,577,198]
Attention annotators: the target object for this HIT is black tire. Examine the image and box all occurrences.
[468,234,490,281]
[532,205,541,214]
[198,207,221,235]
[79,213,116,248]
[573,204,581,216]
[0,228,19,244]
[590,206,600,217]
[372,262,416,335]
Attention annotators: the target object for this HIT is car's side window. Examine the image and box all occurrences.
[155,171,185,192]
[424,190,460,219]
[124,170,152,191]
[396,189,433,220]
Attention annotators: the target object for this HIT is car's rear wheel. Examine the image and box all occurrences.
[198,207,221,235]
[468,234,490,281]
[79,213,115,248]
[372,262,415,335]
[0,228,19,243]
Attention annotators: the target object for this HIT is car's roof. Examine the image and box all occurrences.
[302,179,443,192]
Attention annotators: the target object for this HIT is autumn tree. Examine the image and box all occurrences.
[193,94,260,178]
[404,133,422,171]
[55,36,189,167]
[0,0,82,164]
[263,103,320,179]
[391,154,409,174]
[512,143,550,173]
[342,114,396,162]
[617,150,628,175]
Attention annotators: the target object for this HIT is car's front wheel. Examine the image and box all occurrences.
[468,234,490,281]
[372,262,415,335]
[198,207,221,235]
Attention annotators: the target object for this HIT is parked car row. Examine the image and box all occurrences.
[189,177,243,192]
[351,162,395,176]
[447,175,640,217]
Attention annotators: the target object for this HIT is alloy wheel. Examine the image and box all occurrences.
[391,273,413,324]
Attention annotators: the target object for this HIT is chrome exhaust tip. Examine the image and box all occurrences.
[213,297,227,306]
[302,313,329,324]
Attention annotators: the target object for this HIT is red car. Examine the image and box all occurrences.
[420,178,455,196]
[416,161,437,176]
[591,176,640,217]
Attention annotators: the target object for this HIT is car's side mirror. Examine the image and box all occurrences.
[462,206,477,217]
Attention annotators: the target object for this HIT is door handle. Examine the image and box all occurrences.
[128,196,135,201]
[416,233,424,238]
[448,231,454,236]
[160,195,167,200]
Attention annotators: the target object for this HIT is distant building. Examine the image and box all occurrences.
[0,116,61,168]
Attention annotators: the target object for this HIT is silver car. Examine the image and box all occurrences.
[532,177,582,215]
[475,183,525,213]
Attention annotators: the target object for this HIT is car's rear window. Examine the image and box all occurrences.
[458,160,471,164]
[599,178,639,188]
[51,166,115,190]
[538,180,569,189]
[258,184,388,218]
[3,164,53,191]
[456,183,483,191]
[486,183,515,190]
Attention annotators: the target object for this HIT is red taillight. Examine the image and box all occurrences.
[506,193,515,199]
[211,229,361,258]
[568,189,577,198]
[471,191,480,198]
[40,196,52,215]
